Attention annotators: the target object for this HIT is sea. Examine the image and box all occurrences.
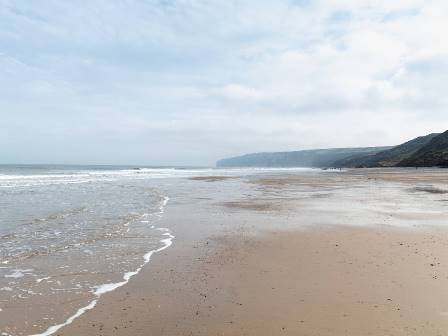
[0,165,212,335]
[0,164,307,335]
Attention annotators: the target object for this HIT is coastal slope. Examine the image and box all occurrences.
[334,133,440,168]
[217,147,391,168]
[217,130,448,168]
[399,130,448,167]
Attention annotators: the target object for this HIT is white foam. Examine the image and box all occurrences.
[29,196,174,336]
[36,277,52,283]
[29,300,98,336]
[2,167,297,188]
[5,269,33,279]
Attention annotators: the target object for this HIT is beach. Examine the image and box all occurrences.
[2,167,448,335]
[59,226,448,336]
[58,168,448,336]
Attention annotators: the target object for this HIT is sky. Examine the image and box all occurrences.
[1,0,448,166]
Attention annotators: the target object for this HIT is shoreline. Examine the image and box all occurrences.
[31,229,175,336]
[1,195,174,336]
[3,168,448,335]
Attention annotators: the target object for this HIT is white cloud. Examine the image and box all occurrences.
[216,84,264,101]
[0,0,448,165]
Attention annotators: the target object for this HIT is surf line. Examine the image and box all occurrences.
[30,196,174,336]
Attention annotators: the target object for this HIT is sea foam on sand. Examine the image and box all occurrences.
[30,197,174,336]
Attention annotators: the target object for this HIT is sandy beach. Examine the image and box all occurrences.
[55,224,448,336]
[48,168,448,336]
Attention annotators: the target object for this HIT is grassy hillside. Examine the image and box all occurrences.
[399,131,448,167]
[334,133,440,168]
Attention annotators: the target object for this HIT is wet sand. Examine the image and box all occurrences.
[58,225,448,336]
[188,176,241,182]
[56,169,448,336]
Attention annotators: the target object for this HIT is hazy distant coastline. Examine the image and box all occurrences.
[217,130,448,168]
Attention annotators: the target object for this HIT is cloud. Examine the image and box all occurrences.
[0,0,447,165]
[214,84,264,101]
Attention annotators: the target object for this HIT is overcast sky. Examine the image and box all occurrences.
[1,0,448,166]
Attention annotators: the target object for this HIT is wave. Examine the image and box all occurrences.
[28,196,174,336]
[0,166,321,189]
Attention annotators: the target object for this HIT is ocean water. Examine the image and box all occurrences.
[1,164,311,335]
[0,165,219,335]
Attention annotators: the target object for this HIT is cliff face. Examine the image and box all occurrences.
[399,131,448,167]
[216,147,391,168]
